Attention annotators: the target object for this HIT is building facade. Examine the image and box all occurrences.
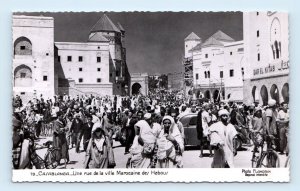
[243,12,289,105]
[185,30,244,102]
[13,15,56,102]
[13,14,131,101]
[55,14,130,97]
[130,73,149,96]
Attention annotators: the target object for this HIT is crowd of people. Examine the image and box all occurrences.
[12,90,289,169]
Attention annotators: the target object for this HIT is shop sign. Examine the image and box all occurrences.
[253,60,289,76]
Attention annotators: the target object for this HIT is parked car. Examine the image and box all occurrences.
[179,113,199,146]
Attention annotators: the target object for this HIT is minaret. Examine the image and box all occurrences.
[184,32,201,58]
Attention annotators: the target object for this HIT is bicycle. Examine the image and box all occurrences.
[252,134,280,168]
[250,131,264,168]
[34,141,61,169]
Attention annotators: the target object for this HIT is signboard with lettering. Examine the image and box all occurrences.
[253,60,289,77]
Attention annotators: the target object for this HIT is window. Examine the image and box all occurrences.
[186,45,188,48]
[116,71,120,77]
[110,73,112,77]
[79,78,83,83]
[230,69,234,77]
[46,53,49,56]
[97,78,101,83]
[196,73,199,80]
[43,76,48,81]
[97,56,101,63]
[220,71,223,78]
[14,37,32,55]
[97,68,101,72]
[58,56,61,62]
[204,71,207,78]
[257,30,260,37]
[20,73,26,78]
[79,68,82,72]
[67,56,72,62]
[78,56,83,62]
[258,53,260,61]
[257,12,259,16]
[205,54,208,58]
[207,71,210,78]
[230,52,233,55]
[20,92,25,95]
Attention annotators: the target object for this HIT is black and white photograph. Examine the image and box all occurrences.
[11,11,289,182]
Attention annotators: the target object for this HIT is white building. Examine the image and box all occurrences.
[12,15,56,102]
[185,30,244,102]
[12,14,131,101]
[55,14,130,97]
[243,12,289,105]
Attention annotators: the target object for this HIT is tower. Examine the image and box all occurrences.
[184,32,201,58]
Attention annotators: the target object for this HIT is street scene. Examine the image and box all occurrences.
[12,12,289,170]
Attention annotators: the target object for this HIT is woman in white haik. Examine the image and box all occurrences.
[84,123,115,169]
[127,114,161,168]
[209,109,237,168]
[156,116,184,168]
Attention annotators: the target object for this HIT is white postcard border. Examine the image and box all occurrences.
[13,168,290,182]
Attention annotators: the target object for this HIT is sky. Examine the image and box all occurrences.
[15,12,243,75]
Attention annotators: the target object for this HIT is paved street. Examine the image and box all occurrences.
[35,136,288,169]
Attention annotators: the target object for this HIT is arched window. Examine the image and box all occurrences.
[14,64,32,87]
[260,85,268,106]
[207,71,210,78]
[270,84,280,104]
[14,37,32,55]
[270,18,281,60]
[204,71,207,79]
[252,86,257,102]
[282,83,289,103]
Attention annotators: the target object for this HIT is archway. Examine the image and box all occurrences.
[14,36,32,55]
[252,86,257,102]
[14,64,32,87]
[270,84,280,104]
[132,83,142,95]
[204,90,211,100]
[213,89,220,103]
[282,83,289,103]
[260,85,268,106]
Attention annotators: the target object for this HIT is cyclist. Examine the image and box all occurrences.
[264,99,278,150]
[277,102,289,155]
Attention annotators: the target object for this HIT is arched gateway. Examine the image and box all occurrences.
[130,73,149,96]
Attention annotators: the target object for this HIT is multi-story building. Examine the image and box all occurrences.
[55,14,130,97]
[243,12,289,105]
[12,14,131,101]
[184,30,244,102]
[12,15,56,102]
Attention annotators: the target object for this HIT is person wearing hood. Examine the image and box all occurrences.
[131,115,161,168]
[156,116,184,168]
[53,111,69,167]
[209,109,237,168]
[84,124,111,169]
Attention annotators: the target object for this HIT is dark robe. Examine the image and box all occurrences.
[196,110,203,140]
[53,120,69,162]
